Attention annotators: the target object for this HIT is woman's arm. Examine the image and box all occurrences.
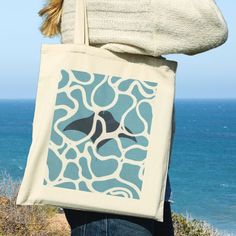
[151,0,228,56]
[38,0,228,57]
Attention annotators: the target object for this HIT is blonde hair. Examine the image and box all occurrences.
[38,0,64,37]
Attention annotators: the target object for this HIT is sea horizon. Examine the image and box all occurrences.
[1,98,236,100]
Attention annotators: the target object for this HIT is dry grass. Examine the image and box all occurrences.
[0,169,233,236]
[172,212,232,236]
[0,170,70,235]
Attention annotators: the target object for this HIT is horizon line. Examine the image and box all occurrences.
[0,98,236,100]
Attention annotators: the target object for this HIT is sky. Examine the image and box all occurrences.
[0,1,235,99]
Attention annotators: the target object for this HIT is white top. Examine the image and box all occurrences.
[60,0,228,56]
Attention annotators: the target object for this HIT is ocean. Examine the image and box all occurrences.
[0,99,235,235]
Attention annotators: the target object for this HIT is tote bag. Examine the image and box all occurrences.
[16,0,177,222]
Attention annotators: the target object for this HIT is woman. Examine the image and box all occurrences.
[38,0,228,235]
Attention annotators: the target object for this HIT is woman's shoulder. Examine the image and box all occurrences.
[43,0,228,57]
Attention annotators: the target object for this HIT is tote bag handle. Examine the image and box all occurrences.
[74,0,89,45]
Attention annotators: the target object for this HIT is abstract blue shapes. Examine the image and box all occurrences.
[47,149,62,181]
[118,79,134,91]
[79,157,92,180]
[55,182,76,189]
[59,70,69,89]
[139,102,153,134]
[72,70,91,83]
[63,162,79,180]
[135,136,149,147]
[111,76,121,84]
[124,107,144,133]
[51,108,67,145]
[70,73,106,107]
[55,91,75,109]
[94,80,115,107]
[65,148,77,159]
[144,81,158,87]
[46,69,158,199]
[63,129,87,142]
[132,84,146,101]
[125,148,147,161]
[88,146,118,177]
[78,181,90,191]
[97,138,122,158]
[119,136,137,149]
[120,163,142,190]
[92,178,139,199]
[77,142,86,153]
[138,80,157,94]
[58,143,68,155]
[70,89,93,118]
[108,94,133,123]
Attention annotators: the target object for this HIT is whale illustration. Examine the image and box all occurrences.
[63,110,137,150]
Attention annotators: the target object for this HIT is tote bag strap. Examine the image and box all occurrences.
[74,0,89,45]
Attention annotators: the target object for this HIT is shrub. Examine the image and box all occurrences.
[0,170,60,235]
[172,212,231,236]
[0,169,233,236]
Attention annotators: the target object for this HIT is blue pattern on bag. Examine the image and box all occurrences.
[43,69,158,199]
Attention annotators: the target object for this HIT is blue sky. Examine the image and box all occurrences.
[0,1,235,99]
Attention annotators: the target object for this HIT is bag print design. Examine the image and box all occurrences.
[42,69,158,199]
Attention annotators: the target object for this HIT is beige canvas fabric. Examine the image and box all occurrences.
[16,0,177,222]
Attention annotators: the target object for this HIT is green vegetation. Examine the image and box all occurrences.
[172,213,227,236]
[0,170,231,236]
[0,170,63,235]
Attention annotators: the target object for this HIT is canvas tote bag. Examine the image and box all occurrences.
[16,0,177,222]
